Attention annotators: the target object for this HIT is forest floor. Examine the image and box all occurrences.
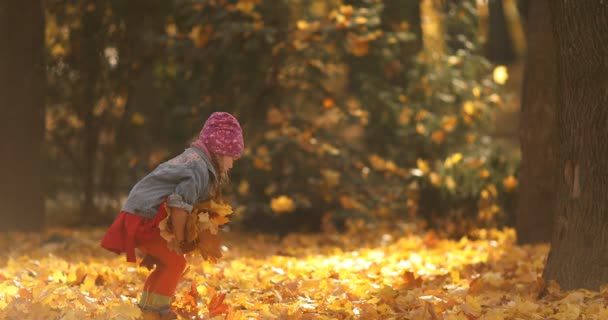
[0,221,606,319]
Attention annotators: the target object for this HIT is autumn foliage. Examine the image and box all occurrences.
[1,224,607,319]
[43,0,518,233]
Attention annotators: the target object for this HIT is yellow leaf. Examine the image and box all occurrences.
[416,123,427,135]
[478,169,490,178]
[321,169,341,188]
[472,86,482,98]
[445,176,456,191]
[51,44,66,57]
[416,159,431,175]
[297,20,309,30]
[441,116,458,132]
[429,172,442,187]
[235,0,255,13]
[237,180,250,196]
[131,112,145,126]
[165,23,177,36]
[493,65,509,85]
[415,110,429,121]
[270,195,295,214]
[399,108,412,125]
[462,296,482,318]
[189,25,214,48]
[355,16,368,25]
[466,133,477,144]
[108,303,142,319]
[339,5,354,17]
[211,215,230,226]
[444,153,463,168]
[463,101,476,116]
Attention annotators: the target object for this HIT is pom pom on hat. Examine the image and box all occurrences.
[198,112,244,158]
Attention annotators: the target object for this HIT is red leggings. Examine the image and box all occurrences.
[137,233,187,296]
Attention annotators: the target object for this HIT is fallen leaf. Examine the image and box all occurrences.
[208,292,229,317]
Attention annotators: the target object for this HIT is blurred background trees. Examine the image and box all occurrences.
[7,0,526,236]
[0,0,46,231]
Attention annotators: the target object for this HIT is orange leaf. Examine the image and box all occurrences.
[226,309,246,320]
[468,277,484,294]
[207,292,229,317]
[198,230,223,263]
[402,271,423,288]
[423,230,440,248]
[211,215,230,226]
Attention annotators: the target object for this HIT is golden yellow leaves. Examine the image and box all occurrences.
[320,169,340,188]
[51,44,66,57]
[331,5,354,30]
[441,115,458,132]
[368,154,408,178]
[237,180,249,196]
[348,36,370,57]
[493,65,509,85]
[235,0,261,14]
[189,25,214,48]
[444,153,463,168]
[160,201,233,262]
[2,227,608,319]
[130,112,145,126]
[194,200,234,235]
[296,20,310,31]
[270,195,295,214]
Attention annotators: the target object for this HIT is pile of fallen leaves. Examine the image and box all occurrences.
[160,200,233,262]
[0,221,606,319]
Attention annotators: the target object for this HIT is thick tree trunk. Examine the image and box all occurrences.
[485,0,516,64]
[543,1,608,290]
[0,1,46,231]
[78,0,103,223]
[515,0,556,244]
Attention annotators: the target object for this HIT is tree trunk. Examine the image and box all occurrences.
[515,0,556,244]
[485,0,516,64]
[0,0,46,231]
[78,0,103,223]
[543,1,608,290]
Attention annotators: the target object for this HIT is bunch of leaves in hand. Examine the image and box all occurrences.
[160,201,233,262]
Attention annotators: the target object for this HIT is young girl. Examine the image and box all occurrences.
[101,112,243,319]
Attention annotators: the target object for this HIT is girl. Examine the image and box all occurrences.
[101,112,243,319]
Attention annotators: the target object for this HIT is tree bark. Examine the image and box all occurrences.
[485,0,516,64]
[515,0,556,244]
[0,0,46,231]
[77,0,104,223]
[543,1,608,290]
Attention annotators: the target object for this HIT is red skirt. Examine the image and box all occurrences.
[100,203,168,262]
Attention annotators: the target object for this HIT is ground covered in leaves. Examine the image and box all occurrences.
[0,222,606,319]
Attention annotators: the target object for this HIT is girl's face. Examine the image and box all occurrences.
[217,155,236,173]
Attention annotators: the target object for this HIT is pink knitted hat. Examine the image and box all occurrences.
[198,112,244,158]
